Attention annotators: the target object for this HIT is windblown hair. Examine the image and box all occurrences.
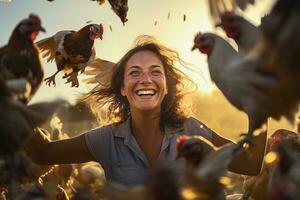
[84,35,196,128]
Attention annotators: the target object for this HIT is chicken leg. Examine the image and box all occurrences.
[44,70,60,87]
[63,71,79,87]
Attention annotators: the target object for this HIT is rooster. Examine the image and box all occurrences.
[36,23,104,87]
[0,14,46,103]
[92,0,128,25]
[191,32,281,141]
[176,134,215,168]
[182,136,248,200]
[217,11,261,53]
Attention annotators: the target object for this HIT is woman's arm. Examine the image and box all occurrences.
[211,130,268,176]
[24,128,95,165]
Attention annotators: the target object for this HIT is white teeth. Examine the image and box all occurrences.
[137,90,155,96]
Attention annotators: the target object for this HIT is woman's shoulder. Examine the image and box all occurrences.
[84,120,130,138]
[85,122,120,135]
[182,116,213,141]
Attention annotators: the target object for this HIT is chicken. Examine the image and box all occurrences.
[256,0,300,79]
[192,32,280,140]
[5,78,32,101]
[243,129,299,200]
[101,162,181,200]
[196,138,247,179]
[144,164,182,200]
[207,0,256,24]
[0,77,65,157]
[92,0,128,25]
[176,134,216,168]
[217,11,261,53]
[36,24,104,87]
[108,0,129,25]
[182,137,248,200]
[0,14,46,103]
[268,137,300,200]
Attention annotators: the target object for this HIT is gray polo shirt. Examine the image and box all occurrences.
[85,117,213,185]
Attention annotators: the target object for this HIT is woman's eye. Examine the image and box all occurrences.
[129,71,140,76]
[152,70,162,76]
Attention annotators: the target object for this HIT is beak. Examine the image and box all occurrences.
[191,45,197,51]
[122,18,128,26]
[99,34,103,40]
[39,26,46,33]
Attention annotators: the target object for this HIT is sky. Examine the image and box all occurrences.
[2,0,291,137]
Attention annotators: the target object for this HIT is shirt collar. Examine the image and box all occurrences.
[114,117,184,167]
[114,117,183,138]
[114,117,132,139]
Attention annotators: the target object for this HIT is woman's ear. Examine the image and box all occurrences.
[121,86,126,96]
[165,83,168,95]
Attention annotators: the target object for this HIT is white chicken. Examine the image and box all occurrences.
[192,32,279,140]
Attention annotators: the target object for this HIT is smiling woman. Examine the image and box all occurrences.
[25,35,267,186]
[86,35,195,127]
[121,51,168,113]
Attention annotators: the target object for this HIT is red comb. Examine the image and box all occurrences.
[270,132,285,147]
[99,23,104,32]
[29,14,41,25]
[176,135,188,150]
[194,32,202,43]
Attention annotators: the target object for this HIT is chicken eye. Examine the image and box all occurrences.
[200,37,206,42]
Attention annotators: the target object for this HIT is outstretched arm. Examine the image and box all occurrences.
[24,128,95,165]
[211,130,267,176]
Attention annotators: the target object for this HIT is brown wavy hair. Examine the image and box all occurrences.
[84,35,196,128]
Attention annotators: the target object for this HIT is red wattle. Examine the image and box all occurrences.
[89,33,100,40]
[30,31,39,41]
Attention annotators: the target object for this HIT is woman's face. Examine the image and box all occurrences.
[121,50,168,113]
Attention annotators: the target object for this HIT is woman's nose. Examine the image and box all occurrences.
[140,73,152,84]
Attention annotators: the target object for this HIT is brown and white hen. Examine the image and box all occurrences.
[37,23,103,87]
